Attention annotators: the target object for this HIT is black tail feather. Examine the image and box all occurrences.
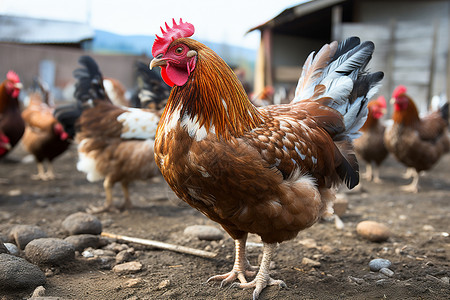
[73,55,109,103]
[129,61,170,109]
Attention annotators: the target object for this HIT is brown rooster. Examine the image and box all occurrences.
[21,79,70,180]
[55,56,161,213]
[150,19,383,299]
[354,95,388,183]
[384,85,449,192]
[0,71,24,159]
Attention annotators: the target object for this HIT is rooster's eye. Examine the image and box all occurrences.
[175,47,184,55]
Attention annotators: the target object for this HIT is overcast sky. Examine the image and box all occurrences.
[0,0,306,49]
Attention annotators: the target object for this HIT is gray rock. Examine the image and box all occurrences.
[64,234,100,252]
[184,225,224,241]
[115,249,134,264]
[369,258,392,272]
[92,249,116,257]
[25,238,75,266]
[103,242,130,252]
[379,267,394,277]
[0,253,46,290]
[4,243,19,255]
[61,212,102,235]
[9,225,47,249]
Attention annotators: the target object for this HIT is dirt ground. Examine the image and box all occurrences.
[0,143,449,300]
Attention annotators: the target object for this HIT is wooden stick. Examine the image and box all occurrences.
[101,232,217,259]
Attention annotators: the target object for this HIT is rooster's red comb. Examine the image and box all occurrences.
[152,18,195,57]
[6,70,20,83]
[376,95,387,108]
[392,85,407,99]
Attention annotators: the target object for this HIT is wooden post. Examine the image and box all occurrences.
[332,5,343,41]
[253,30,266,97]
[427,19,439,108]
[385,19,397,116]
[263,28,273,91]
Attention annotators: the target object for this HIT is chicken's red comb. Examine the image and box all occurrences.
[377,95,387,108]
[6,70,20,83]
[392,85,407,99]
[152,18,195,57]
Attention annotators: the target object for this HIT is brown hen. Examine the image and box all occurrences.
[151,19,383,299]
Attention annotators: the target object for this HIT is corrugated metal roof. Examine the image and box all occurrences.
[0,15,94,44]
[248,0,347,33]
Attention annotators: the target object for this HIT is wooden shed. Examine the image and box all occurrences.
[249,0,450,114]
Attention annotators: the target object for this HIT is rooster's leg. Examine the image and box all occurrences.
[32,162,48,181]
[45,162,55,180]
[402,167,414,179]
[372,162,382,183]
[206,233,258,287]
[118,182,132,210]
[361,162,373,181]
[401,169,420,193]
[231,242,286,300]
[87,177,117,213]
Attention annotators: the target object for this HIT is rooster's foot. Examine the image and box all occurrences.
[86,204,118,214]
[117,201,133,211]
[400,184,419,193]
[31,173,49,181]
[206,267,258,287]
[231,276,287,300]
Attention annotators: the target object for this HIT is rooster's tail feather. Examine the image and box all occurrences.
[73,56,110,105]
[293,36,384,141]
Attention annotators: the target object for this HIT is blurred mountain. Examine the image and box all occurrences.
[92,30,256,68]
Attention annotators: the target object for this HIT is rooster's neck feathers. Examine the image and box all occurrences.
[393,95,420,126]
[161,40,263,140]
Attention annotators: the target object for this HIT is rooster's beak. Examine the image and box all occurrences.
[149,57,167,70]
[390,97,395,105]
[14,82,23,89]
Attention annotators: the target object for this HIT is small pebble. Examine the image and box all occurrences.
[82,250,94,258]
[125,278,144,288]
[301,257,321,268]
[112,261,143,274]
[116,249,134,263]
[4,243,19,256]
[157,279,171,290]
[379,267,394,277]
[356,221,390,242]
[298,238,317,249]
[422,225,434,231]
[31,285,46,297]
[369,258,392,272]
[184,225,224,241]
[348,276,365,285]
